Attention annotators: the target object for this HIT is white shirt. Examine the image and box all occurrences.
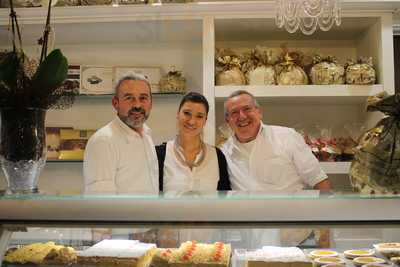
[161,140,221,244]
[83,116,159,195]
[163,140,219,192]
[221,123,327,192]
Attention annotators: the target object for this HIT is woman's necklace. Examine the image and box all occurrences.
[173,136,206,169]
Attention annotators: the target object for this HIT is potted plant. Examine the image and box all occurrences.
[0,0,76,194]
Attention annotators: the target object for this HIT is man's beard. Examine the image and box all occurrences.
[118,107,149,130]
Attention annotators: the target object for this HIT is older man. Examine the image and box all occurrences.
[221,90,331,192]
[84,73,158,194]
[221,90,331,248]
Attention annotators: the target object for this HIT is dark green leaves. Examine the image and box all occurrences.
[31,49,68,90]
[0,49,74,109]
[0,52,22,92]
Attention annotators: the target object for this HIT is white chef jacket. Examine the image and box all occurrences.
[163,140,220,192]
[221,123,327,249]
[83,116,159,195]
[221,123,327,192]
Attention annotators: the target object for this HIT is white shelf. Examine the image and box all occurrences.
[215,17,379,41]
[320,162,351,174]
[0,0,398,24]
[215,85,384,104]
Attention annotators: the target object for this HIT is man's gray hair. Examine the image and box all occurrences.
[224,90,260,118]
[114,72,152,97]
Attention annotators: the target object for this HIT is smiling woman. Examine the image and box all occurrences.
[156,92,231,193]
[155,91,231,244]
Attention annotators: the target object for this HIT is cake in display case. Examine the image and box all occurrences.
[1,193,400,267]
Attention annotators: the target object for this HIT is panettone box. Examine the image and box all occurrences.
[46,127,73,160]
[59,129,96,160]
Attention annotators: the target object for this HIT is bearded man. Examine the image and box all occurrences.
[84,73,158,194]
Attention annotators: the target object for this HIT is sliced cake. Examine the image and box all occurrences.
[4,241,77,265]
[78,239,156,267]
[246,246,312,267]
[169,241,231,267]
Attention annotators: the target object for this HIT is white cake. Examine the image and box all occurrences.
[245,246,312,267]
[78,239,156,267]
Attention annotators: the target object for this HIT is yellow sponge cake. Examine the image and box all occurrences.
[4,241,77,265]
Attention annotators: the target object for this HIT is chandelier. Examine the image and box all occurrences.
[275,0,341,35]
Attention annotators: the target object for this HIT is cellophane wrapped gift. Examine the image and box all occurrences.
[297,125,320,159]
[215,49,246,86]
[216,123,233,147]
[336,123,365,161]
[298,125,342,162]
[159,67,186,93]
[275,52,308,85]
[242,46,277,85]
[345,57,376,85]
[310,55,345,85]
[317,127,341,162]
[350,92,400,194]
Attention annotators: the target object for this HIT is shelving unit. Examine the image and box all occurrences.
[0,1,398,194]
[215,85,384,104]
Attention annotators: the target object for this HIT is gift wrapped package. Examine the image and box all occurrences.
[215,49,246,86]
[350,93,400,194]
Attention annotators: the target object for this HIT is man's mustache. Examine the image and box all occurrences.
[129,107,145,115]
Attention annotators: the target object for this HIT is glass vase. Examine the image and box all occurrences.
[0,107,47,194]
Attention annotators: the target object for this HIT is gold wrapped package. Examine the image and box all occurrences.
[309,55,345,85]
[160,67,186,93]
[345,57,376,85]
[242,46,277,85]
[215,49,246,86]
[275,53,308,85]
[350,93,400,194]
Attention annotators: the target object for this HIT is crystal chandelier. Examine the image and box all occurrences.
[275,0,341,35]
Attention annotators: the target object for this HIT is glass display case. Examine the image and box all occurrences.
[1,192,400,267]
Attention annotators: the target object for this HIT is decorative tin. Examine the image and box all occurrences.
[159,67,186,93]
[215,49,246,86]
[345,57,376,85]
[275,52,308,85]
[242,46,277,85]
[310,55,345,85]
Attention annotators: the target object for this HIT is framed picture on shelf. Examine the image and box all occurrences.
[80,66,113,95]
[60,65,80,92]
[114,66,161,93]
